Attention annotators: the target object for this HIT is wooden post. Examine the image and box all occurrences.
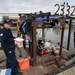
[67,19,72,50]
[59,27,65,55]
[29,23,33,58]
[59,18,65,56]
[16,19,19,37]
[32,20,37,66]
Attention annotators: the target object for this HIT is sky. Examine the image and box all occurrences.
[0,0,75,18]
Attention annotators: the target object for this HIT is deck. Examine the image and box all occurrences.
[0,47,75,75]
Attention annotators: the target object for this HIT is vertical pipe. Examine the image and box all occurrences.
[67,19,72,50]
[42,25,45,38]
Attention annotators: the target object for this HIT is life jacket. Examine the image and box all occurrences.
[19,20,31,34]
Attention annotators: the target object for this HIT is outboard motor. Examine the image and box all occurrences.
[37,37,45,49]
[37,37,46,55]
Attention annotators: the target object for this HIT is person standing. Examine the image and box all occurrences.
[1,19,22,75]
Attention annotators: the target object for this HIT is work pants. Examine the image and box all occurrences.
[5,48,19,75]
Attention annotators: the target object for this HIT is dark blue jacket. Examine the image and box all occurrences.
[1,27,15,53]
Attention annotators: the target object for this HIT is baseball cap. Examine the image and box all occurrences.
[3,19,11,24]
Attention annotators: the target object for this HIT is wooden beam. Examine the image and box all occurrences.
[67,19,72,50]
[29,23,33,58]
[59,27,65,55]
[32,20,37,66]
[58,18,65,56]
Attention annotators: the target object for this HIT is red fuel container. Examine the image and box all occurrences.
[17,57,30,71]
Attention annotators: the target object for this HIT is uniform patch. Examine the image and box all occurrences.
[0,33,3,36]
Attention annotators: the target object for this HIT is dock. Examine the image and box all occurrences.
[0,14,75,75]
[0,46,75,75]
[57,66,75,75]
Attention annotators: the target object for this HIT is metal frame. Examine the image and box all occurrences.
[32,16,66,65]
[32,16,75,65]
[0,13,73,66]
